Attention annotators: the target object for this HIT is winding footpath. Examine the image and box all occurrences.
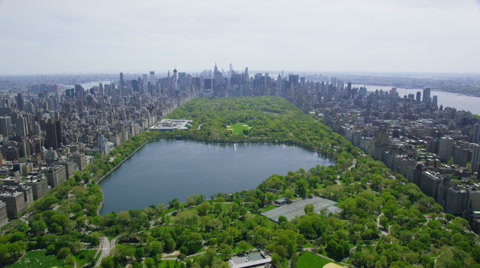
[94,236,120,267]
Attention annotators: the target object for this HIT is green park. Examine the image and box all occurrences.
[1,96,479,268]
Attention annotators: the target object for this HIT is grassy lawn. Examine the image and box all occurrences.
[297,251,333,268]
[8,250,64,268]
[226,123,251,135]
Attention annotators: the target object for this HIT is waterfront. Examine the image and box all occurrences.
[99,140,334,214]
[353,84,480,115]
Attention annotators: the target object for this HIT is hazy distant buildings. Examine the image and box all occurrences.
[423,88,431,103]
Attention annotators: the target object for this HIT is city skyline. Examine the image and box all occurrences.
[1,0,480,75]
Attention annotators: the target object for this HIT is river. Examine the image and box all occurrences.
[99,140,333,214]
[353,84,480,115]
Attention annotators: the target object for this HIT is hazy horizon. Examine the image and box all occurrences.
[1,0,480,75]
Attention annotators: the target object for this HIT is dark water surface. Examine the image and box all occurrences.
[99,140,334,214]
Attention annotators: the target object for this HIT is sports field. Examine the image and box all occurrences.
[226,123,251,134]
[297,251,344,268]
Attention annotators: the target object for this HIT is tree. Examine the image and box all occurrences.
[64,254,75,266]
[295,179,308,198]
[238,240,251,253]
[164,235,176,252]
[219,243,232,259]
[35,195,58,211]
[278,216,288,224]
[186,194,205,206]
[101,256,114,268]
[169,198,181,210]
[184,233,203,254]
[304,204,314,214]
[146,241,164,257]
[144,257,156,268]
[29,220,47,236]
[57,247,71,259]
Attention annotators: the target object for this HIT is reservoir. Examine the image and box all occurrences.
[99,140,334,214]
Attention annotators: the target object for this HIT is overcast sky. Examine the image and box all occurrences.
[0,0,479,75]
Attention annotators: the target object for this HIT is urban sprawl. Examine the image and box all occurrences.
[1,65,480,234]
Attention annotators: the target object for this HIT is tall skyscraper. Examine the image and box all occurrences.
[423,88,431,103]
[472,144,480,173]
[416,91,421,101]
[149,71,156,85]
[16,93,24,111]
[45,119,62,150]
[120,72,126,88]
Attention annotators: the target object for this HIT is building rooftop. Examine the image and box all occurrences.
[149,119,192,131]
[229,251,271,268]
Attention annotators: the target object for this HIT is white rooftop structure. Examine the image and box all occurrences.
[229,251,272,268]
[149,119,192,132]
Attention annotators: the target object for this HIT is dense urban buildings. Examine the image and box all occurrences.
[1,65,480,232]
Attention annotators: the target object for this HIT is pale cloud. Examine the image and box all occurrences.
[0,0,479,74]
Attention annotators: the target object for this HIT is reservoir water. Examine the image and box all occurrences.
[99,140,333,214]
[353,84,480,115]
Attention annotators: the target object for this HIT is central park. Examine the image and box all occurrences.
[1,96,479,268]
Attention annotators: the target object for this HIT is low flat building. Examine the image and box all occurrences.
[229,251,271,268]
[149,119,192,132]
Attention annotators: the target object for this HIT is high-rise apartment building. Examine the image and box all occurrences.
[45,119,61,150]
[0,116,12,137]
[473,144,480,173]
[473,124,480,144]
[438,136,453,162]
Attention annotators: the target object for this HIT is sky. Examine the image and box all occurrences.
[0,0,479,75]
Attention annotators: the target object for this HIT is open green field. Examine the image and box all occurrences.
[7,250,64,268]
[297,251,335,268]
[226,123,251,134]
